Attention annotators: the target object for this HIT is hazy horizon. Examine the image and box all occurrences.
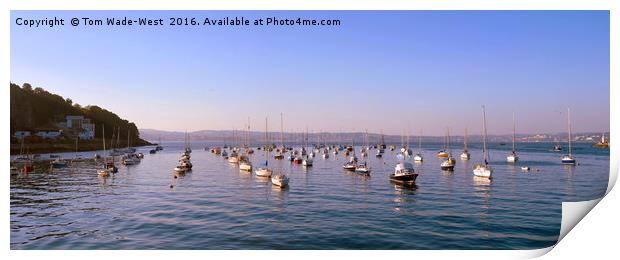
[11,11,610,135]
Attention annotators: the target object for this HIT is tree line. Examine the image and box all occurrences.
[10,82,144,142]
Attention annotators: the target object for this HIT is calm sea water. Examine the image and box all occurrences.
[10,141,609,249]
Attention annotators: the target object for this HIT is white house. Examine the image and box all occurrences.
[14,131,31,139]
[35,129,62,139]
[60,115,95,140]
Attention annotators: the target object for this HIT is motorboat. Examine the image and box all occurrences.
[355,162,371,174]
[440,157,456,171]
[390,162,418,185]
[271,173,289,187]
[343,162,356,171]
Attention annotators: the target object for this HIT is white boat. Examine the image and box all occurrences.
[473,163,493,178]
[228,154,239,164]
[255,167,273,177]
[323,153,329,159]
[97,168,111,177]
[240,161,252,171]
[355,162,371,174]
[561,108,577,165]
[302,157,313,166]
[506,112,519,163]
[343,161,356,170]
[98,126,112,178]
[390,162,418,185]
[441,128,455,171]
[441,157,455,171]
[271,173,289,187]
[473,106,493,179]
[173,166,186,174]
[521,166,531,172]
[506,152,518,163]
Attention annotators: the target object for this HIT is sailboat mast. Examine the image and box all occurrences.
[464,128,468,150]
[418,129,422,150]
[102,125,106,151]
[512,112,516,153]
[280,113,284,148]
[482,105,489,163]
[447,128,451,153]
[265,117,269,159]
[568,108,572,156]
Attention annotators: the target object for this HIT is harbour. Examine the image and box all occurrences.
[10,141,609,249]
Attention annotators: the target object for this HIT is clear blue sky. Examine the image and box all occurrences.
[10,11,609,135]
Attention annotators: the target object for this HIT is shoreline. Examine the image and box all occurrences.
[10,139,153,155]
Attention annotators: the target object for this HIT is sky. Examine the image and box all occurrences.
[10,11,610,136]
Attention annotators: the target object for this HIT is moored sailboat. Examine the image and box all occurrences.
[561,108,577,165]
[506,113,519,163]
[473,106,493,178]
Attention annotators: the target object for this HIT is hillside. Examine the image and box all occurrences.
[10,82,150,153]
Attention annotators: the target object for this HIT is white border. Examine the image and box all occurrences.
[2,1,617,259]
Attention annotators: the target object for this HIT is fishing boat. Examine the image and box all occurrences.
[390,162,418,185]
[255,117,273,177]
[473,106,493,178]
[561,108,577,164]
[506,113,519,163]
[460,128,471,160]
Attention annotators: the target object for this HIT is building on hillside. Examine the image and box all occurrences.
[57,115,95,140]
[34,128,63,139]
[14,130,31,139]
